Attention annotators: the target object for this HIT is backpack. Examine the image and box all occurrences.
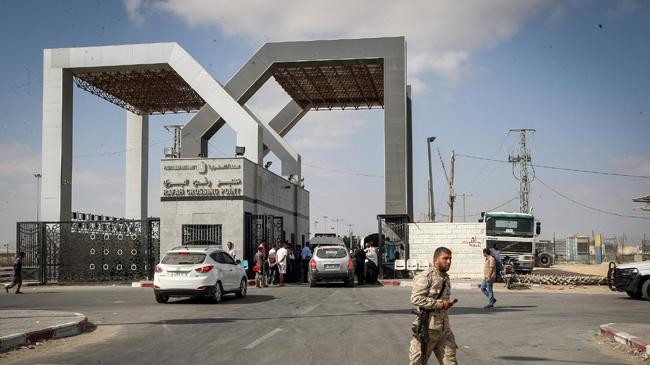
[268,251,277,264]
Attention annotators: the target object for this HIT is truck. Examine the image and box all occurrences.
[480,211,541,274]
[607,260,650,300]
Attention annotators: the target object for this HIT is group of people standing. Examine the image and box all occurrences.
[253,240,307,288]
[352,242,379,285]
[251,240,380,287]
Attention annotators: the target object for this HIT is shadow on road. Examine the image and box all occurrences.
[451,305,537,315]
[166,294,275,305]
[497,355,622,364]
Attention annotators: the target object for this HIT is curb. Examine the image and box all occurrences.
[600,323,650,355]
[0,314,88,353]
[132,281,154,288]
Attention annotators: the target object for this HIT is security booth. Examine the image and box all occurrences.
[159,157,309,274]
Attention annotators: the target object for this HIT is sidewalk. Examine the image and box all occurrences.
[0,310,88,352]
[600,322,650,356]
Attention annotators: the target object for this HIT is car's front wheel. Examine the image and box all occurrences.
[211,282,224,303]
[640,278,650,300]
[155,292,169,303]
[235,278,247,298]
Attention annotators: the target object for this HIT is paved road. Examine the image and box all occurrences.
[1,284,648,364]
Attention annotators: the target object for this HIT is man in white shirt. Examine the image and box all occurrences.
[364,243,379,284]
[267,244,278,285]
[226,242,236,260]
[276,241,289,287]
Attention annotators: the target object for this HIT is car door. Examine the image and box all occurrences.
[211,252,232,290]
[221,252,240,289]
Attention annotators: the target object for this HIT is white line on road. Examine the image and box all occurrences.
[299,304,320,315]
[243,328,284,349]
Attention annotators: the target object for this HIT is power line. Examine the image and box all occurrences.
[207,140,228,157]
[302,161,383,178]
[73,139,171,159]
[436,196,519,218]
[456,153,650,179]
[535,176,650,220]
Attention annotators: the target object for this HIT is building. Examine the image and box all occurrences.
[160,157,309,262]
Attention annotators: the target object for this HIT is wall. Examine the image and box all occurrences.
[242,159,310,245]
[408,222,486,280]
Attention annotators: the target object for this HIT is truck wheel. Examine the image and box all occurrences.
[641,278,650,300]
[538,253,553,268]
[626,289,642,299]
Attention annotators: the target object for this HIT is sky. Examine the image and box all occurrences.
[0,0,648,247]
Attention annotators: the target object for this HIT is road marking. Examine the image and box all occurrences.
[243,328,284,349]
[299,304,319,315]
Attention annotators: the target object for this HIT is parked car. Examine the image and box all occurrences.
[608,260,650,300]
[153,245,247,303]
[308,244,354,287]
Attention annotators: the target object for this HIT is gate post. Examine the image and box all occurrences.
[39,223,47,284]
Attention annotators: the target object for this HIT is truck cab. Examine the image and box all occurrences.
[482,212,540,274]
[608,260,650,300]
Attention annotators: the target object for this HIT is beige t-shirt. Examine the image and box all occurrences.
[484,255,496,281]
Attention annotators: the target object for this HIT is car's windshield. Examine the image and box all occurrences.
[316,246,347,259]
[161,252,206,265]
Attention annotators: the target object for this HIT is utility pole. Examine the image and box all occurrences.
[164,125,183,158]
[457,193,473,222]
[347,224,354,249]
[34,173,42,222]
[427,137,436,222]
[437,148,455,222]
[508,129,535,213]
[450,150,455,221]
[332,218,343,236]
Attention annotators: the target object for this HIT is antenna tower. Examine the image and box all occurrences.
[508,129,535,213]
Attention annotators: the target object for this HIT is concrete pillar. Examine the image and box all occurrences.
[383,42,411,219]
[125,111,149,219]
[41,64,73,222]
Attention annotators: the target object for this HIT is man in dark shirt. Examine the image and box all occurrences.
[5,251,25,294]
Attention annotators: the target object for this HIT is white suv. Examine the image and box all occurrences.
[153,246,248,303]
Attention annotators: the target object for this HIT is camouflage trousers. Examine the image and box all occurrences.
[408,329,457,365]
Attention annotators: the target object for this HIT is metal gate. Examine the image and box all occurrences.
[16,219,159,283]
[243,214,284,270]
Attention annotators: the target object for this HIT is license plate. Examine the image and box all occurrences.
[324,264,339,270]
[169,271,188,277]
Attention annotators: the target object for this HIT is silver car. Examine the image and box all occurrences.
[308,244,354,287]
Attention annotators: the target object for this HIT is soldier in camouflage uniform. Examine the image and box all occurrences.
[408,247,457,365]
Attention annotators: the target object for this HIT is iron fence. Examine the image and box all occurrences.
[16,219,159,283]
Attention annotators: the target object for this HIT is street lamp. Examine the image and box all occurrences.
[426,137,436,222]
[34,173,42,222]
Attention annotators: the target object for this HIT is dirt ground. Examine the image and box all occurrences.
[534,262,610,277]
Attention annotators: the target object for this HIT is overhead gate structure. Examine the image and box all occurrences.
[16,219,160,283]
